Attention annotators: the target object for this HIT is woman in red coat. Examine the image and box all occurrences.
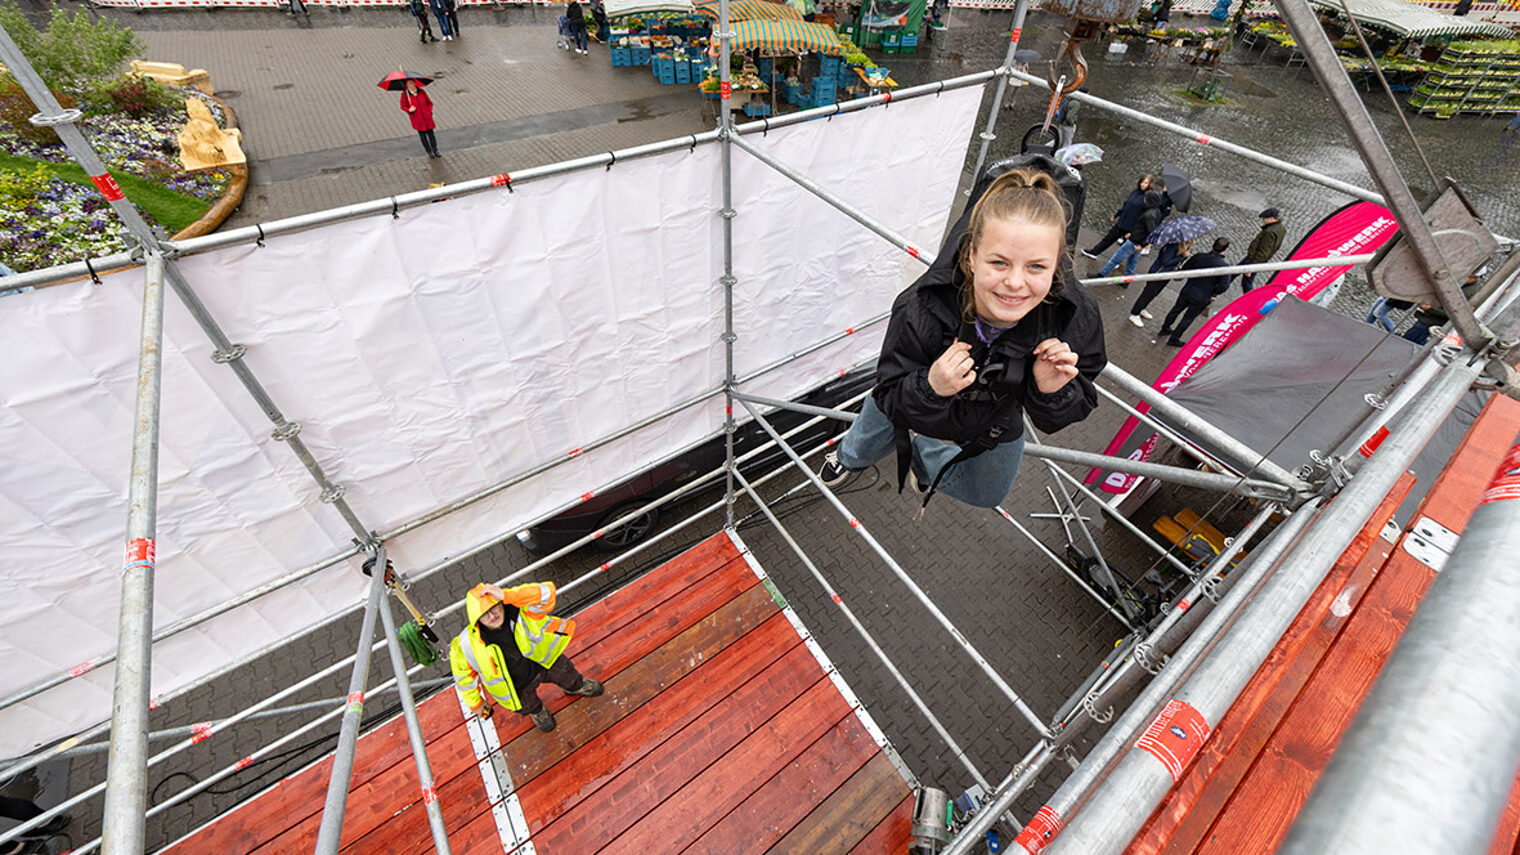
[400,79,440,159]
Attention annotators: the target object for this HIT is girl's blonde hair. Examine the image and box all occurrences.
[957,168,1070,320]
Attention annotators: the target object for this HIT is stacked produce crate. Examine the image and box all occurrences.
[1408,39,1520,118]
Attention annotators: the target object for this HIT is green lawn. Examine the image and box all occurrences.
[0,151,211,233]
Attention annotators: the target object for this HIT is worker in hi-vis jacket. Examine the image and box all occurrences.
[449,581,604,733]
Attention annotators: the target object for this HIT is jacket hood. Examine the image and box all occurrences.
[465,583,503,627]
[1142,189,1165,208]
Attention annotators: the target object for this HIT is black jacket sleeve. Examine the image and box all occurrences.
[872,289,961,438]
[1022,285,1106,434]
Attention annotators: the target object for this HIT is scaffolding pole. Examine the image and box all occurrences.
[1280,450,1520,853]
[98,248,165,855]
[377,595,452,855]
[943,497,1319,855]
[970,0,1033,182]
[1042,355,1486,855]
[1099,362,1307,490]
[1019,443,1295,501]
[736,397,1054,738]
[1078,252,1377,288]
[1274,0,1489,349]
[991,508,1136,630]
[1008,68,1382,205]
[1091,384,1234,484]
[728,467,988,790]
[313,547,391,855]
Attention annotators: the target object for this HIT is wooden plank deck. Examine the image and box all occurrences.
[164,529,912,854]
[1124,394,1520,855]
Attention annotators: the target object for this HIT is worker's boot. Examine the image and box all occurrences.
[530,707,556,733]
[571,678,604,697]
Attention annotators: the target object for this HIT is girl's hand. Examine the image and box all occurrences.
[1031,338,1079,394]
[928,339,977,397]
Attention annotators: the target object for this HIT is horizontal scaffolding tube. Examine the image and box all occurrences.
[0,250,139,291]
[1010,69,1383,205]
[1078,253,1376,289]
[1099,362,1306,491]
[1092,384,1234,482]
[992,507,1136,630]
[729,391,860,423]
[943,498,1319,855]
[1044,355,1484,855]
[737,397,1054,739]
[1019,443,1295,501]
[1038,461,1195,578]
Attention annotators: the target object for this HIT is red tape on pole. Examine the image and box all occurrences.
[1136,698,1210,781]
[90,173,126,201]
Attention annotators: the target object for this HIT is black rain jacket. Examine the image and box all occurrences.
[872,247,1107,470]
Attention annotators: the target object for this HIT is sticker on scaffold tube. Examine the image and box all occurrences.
[1480,441,1520,505]
[123,538,155,574]
[1136,698,1210,782]
[1012,805,1063,853]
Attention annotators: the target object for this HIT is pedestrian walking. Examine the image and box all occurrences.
[1365,295,1413,332]
[1097,188,1166,279]
[443,0,460,36]
[407,0,436,43]
[1082,173,1154,258]
[450,582,605,733]
[1159,237,1232,345]
[400,79,441,158]
[566,1,590,54]
[429,0,455,40]
[589,0,609,42]
[1127,238,1192,327]
[1235,207,1284,292]
[817,167,1106,510]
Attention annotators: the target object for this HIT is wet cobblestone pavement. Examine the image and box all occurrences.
[12,4,1519,849]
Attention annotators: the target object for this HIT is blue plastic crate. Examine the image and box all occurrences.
[675,63,692,83]
[652,55,673,75]
[742,101,772,117]
[819,56,842,75]
[611,47,631,66]
[632,47,651,65]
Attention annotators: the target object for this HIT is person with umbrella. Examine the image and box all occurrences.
[1097,187,1167,280]
[1234,207,1285,292]
[1158,236,1232,346]
[382,73,441,158]
[1126,215,1215,327]
[1081,173,1153,259]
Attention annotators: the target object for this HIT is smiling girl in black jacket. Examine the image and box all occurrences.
[819,168,1107,509]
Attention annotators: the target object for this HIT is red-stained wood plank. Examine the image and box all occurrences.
[1485,769,1520,855]
[766,752,909,854]
[528,643,827,854]
[1195,546,1438,854]
[601,680,855,855]
[847,794,915,855]
[1126,473,1415,855]
[386,581,785,855]
[678,715,879,855]
[1411,395,1520,533]
[568,532,742,650]
[431,610,805,855]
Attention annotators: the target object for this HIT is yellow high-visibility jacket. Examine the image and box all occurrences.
[449,582,576,714]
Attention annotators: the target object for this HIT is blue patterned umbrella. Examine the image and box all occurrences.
[1147,215,1217,247]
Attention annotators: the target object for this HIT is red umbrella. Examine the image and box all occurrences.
[378,70,433,91]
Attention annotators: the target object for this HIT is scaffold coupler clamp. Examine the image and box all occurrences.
[362,552,440,644]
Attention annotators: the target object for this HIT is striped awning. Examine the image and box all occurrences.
[730,18,846,53]
[696,0,804,21]
[605,0,697,16]
[1306,0,1511,37]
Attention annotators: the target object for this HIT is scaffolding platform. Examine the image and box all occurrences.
[162,530,913,854]
[1121,393,1520,855]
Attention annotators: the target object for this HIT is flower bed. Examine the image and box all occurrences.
[0,86,233,273]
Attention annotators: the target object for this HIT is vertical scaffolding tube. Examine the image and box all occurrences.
[377,595,452,855]
[719,0,738,528]
[1273,0,1488,348]
[99,250,166,855]
[313,548,391,855]
[1280,437,1520,854]
[970,0,1033,182]
[1042,356,1485,855]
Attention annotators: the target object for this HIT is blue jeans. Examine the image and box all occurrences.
[573,25,588,50]
[837,396,1026,508]
[430,3,453,36]
[1365,297,1398,332]
[1100,240,1142,277]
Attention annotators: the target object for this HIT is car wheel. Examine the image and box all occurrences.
[596,503,659,550]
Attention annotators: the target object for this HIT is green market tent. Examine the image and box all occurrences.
[1306,0,1511,38]
[605,0,697,18]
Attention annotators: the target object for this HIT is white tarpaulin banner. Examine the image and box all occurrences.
[0,83,980,757]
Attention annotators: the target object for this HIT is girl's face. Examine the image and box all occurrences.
[969,216,1061,326]
[1139,175,1153,191]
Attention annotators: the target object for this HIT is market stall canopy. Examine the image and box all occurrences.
[730,17,845,52]
[696,0,803,21]
[1305,0,1511,38]
[606,0,697,16]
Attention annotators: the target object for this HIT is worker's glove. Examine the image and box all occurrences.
[473,704,493,720]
